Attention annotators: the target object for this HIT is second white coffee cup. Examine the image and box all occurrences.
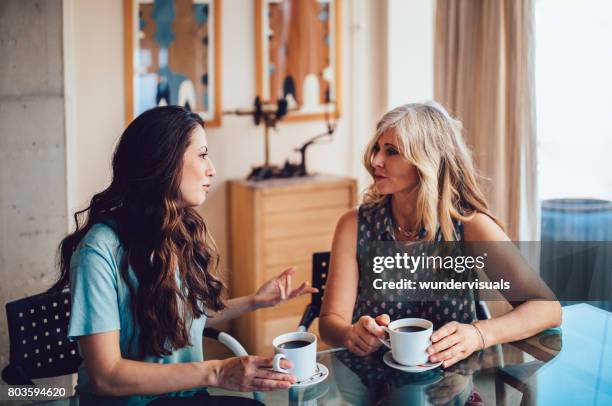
[379,318,433,366]
[272,331,317,382]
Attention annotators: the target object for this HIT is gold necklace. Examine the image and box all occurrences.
[396,224,420,240]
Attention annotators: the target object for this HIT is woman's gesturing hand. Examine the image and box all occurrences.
[214,356,296,392]
[253,267,318,309]
[427,321,484,368]
[344,314,390,356]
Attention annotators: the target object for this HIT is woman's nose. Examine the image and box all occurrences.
[206,159,216,177]
[371,151,384,168]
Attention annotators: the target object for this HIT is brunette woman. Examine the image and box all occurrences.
[51,106,315,405]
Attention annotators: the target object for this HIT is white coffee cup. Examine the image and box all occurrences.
[272,331,317,382]
[379,318,433,366]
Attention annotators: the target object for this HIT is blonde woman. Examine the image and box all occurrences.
[319,102,561,368]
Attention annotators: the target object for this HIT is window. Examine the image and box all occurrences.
[536,0,612,201]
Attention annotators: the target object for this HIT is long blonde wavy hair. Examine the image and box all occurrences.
[363,101,503,241]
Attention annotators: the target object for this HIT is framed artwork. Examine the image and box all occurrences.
[255,0,342,122]
[124,0,222,126]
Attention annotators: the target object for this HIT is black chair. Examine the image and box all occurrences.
[2,290,249,386]
[2,290,81,385]
[297,251,493,331]
[298,252,330,331]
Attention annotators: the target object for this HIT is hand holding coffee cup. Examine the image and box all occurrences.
[214,355,295,391]
[378,318,434,366]
[343,314,390,356]
[272,332,317,382]
[426,321,485,368]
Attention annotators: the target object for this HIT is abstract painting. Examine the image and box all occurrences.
[256,0,342,122]
[124,0,221,126]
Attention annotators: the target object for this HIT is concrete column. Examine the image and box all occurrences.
[0,0,67,380]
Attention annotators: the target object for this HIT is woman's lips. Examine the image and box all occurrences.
[374,175,387,182]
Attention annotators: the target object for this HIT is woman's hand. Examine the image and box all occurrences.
[253,267,318,309]
[344,314,390,356]
[213,356,296,392]
[427,321,484,368]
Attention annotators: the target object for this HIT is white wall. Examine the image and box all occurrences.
[350,0,391,188]
[387,0,435,107]
[67,1,126,218]
[65,0,389,275]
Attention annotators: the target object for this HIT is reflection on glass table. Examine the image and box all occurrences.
[210,303,610,405]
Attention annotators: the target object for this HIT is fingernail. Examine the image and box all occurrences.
[427,348,433,354]
[430,356,437,362]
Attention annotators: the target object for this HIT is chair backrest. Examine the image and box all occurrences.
[4,289,82,382]
[297,252,330,331]
[311,251,330,312]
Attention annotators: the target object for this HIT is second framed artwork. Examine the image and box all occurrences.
[124,0,222,126]
[255,0,343,122]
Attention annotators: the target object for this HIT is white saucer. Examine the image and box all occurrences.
[383,351,442,373]
[291,362,329,388]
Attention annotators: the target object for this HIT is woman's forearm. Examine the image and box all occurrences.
[319,313,352,348]
[475,301,561,348]
[91,358,222,396]
[205,295,256,327]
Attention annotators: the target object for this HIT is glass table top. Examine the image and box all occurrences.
[211,303,612,405]
[12,303,611,405]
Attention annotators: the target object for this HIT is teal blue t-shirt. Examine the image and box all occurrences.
[67,222,207,405]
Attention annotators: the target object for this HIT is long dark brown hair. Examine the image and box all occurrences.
[49,106,225,357]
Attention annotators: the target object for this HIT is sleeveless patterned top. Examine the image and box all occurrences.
[352,197,478,329]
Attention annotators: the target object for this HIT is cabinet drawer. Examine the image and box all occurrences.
[263,207,346,240]
[264,234,333,267]
[262,188,352,214]
[260,293,310,321]
[262,260,312,282]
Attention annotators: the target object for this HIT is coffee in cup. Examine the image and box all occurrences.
[379,318,433,366]
[393,326,427,333]
[277,340,311,349]
[272,332,317,382]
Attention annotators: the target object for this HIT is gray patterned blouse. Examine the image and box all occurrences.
[352,197,478,329]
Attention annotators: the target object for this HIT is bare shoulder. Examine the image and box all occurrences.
[463,212,510,242]
[337,208,358,230]
[332,209,358,249]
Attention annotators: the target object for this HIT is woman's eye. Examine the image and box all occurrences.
[386,148,398,156]
[200,153,209,159]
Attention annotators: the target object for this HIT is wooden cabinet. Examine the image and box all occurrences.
[227,175,357,355]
